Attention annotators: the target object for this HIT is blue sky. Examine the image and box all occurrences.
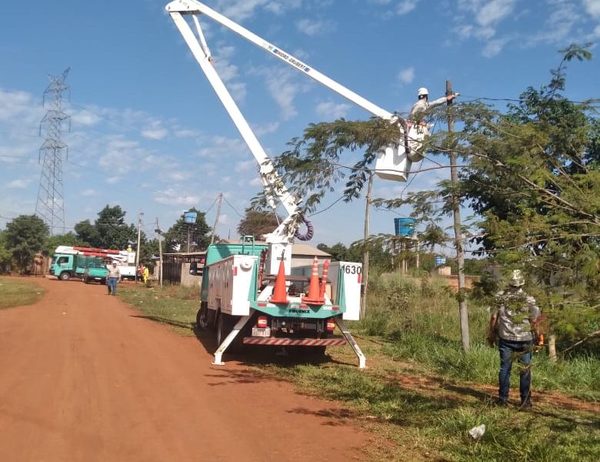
[1,0,599,250]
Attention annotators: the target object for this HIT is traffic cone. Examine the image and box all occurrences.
[319,259,330,298]
[303,257,324,305]
[270,258,288,304]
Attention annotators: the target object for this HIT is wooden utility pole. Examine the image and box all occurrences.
[135,212,143,283]
[447,80,470,351]
[361,173,373,319]
[211,193,223,244]
[155,217,163,288]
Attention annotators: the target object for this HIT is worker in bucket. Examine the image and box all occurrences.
[107,261,121,296]
[487,270,542,409]
[409,87,459,119]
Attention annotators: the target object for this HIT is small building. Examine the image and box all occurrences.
[156,243,331,288]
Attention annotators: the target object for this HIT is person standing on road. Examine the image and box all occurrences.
[488,270,542,409]
[107,262,121,296]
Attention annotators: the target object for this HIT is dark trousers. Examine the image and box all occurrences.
[498,338,533,404]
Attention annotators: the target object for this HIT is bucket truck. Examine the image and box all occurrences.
[166,0,429,368]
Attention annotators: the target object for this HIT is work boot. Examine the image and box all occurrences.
[494,398,508,407]
[519,399,533,410]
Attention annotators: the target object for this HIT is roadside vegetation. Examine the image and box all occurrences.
[0,277,44,309]
[120,276,599,461]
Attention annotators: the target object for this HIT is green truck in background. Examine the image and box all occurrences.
[50,253,109,283]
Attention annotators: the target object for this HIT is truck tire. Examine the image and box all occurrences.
[196,303,209,330]
[59,272,71,281]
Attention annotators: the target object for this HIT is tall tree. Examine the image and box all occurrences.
[459,45,600,345]
[74,205,139,250]
[237,207,280,239]
[163,208,211,252]
[5,215,49,272]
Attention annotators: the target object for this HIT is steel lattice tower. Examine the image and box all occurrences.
[35,68,71,235]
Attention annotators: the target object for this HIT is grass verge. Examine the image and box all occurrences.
[118,282,198,336]
[0,277,45,309]
[119,280,600,461]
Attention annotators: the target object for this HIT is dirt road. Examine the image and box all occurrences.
[0,277,368,462]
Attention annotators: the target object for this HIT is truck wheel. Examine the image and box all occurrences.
[196,303,209,330]
[59,272,71,281]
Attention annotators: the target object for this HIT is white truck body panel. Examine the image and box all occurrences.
[206,255,258,316]
[329,261,363,321]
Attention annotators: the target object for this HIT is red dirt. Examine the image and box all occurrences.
[0,277,368,462]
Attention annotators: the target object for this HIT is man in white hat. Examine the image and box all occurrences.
[409,87,458,119]
[488,270,542,408]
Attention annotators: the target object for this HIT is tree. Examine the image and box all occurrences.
[43,232,87,256]
[74,205,139,250]
[163,208,211,252]
[237,208,280,239]
[458,44,600,348]
[0,231,12,273]
[5,215,49,272]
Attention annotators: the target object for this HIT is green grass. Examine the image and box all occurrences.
[118,276,600,461]
[259,345,600,461]
[0,277,45,309]
[118,283,199,336]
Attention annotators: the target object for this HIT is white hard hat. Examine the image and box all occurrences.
[417,87,429,97]
[509,269,525,287]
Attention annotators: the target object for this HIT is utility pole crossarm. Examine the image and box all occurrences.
[166,0,396,121]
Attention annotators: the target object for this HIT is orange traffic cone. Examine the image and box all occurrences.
[319,259,330,298]
[303,257,324,305]
[270,258,288,304]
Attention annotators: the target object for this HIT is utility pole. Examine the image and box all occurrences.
[135,212,143,283]
[155,218,163,288]
[361,173,373,319]
[446,80,470,352]
[210,193,223,245]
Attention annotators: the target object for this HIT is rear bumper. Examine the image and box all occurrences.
[242,337,346,346]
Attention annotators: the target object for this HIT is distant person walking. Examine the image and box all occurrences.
[107,262,121,296]
[143,265,149,286]
[488,270,542,408]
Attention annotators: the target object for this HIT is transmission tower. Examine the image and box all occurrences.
[35,67,71,235]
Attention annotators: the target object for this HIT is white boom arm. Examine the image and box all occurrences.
[166,0,419,245]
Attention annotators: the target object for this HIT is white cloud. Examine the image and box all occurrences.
[197,135,249,159]
[154,188,200,206]
[215,0,302,22]
[263,68,302,120]
[71,109,100,127]
[141,127,168,140]
[396,0,420,15]
[81,189,96,196]
[5,179,30,189]
[296,18,334,36]
[397,66,415,85]
[584,0,600,17]
[315,100,351,119]
[482,37,509,57]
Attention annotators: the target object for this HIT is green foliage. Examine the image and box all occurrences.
[0,231,12,273]
[43,232,87,256]
[237,207,280,239]
[4,215,49,272]
[163,207,211,252]
[74,205,139,250]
